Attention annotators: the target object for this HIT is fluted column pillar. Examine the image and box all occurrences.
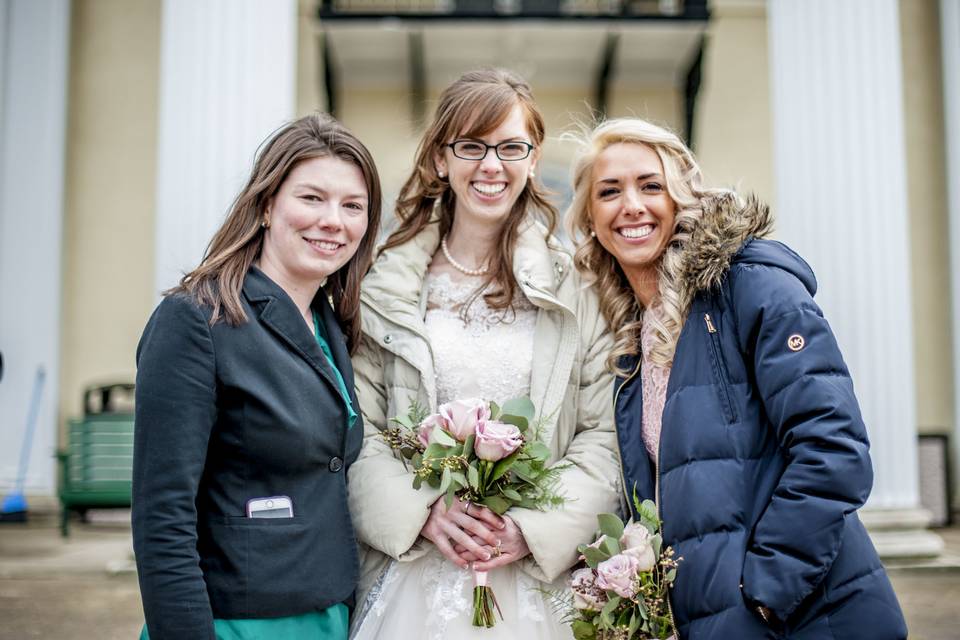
[767,0,942,557]
[941,0,960,516]
[154,0,297,293]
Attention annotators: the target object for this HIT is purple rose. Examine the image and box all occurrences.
[570,568,607,611]
[438,398,490,442]
[620,522,656,572]
[417,413,443,447]
[473,420,523,461]
[596,553,640,598]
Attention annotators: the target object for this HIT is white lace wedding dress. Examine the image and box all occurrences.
[350,272,574,640]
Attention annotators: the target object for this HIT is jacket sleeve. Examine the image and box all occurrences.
[347,335,441,559]
[732,263,873,622]
[132,296,217,640]
[509,295,622,583]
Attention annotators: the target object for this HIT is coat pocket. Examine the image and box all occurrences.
[704,313,738,424]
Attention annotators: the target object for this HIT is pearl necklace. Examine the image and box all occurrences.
[441,236,488,276]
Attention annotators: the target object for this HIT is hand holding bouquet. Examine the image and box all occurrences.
[382,396,565,627]
[566,498,679,640]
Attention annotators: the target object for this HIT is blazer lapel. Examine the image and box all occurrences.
[243,268,343,397]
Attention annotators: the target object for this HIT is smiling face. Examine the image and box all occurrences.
[589,142,677,290]
[259,155,369,292]
[435,103,537,230]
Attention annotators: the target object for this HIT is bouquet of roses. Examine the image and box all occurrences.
[566,497,679,640]
[381,396,565,628]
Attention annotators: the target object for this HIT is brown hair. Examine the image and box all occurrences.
[382,68,556,311]
[169,113,382,354]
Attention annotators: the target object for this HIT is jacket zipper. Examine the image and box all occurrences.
[655,429,678,635]
[704,313,737,423]
[612,358,642,511]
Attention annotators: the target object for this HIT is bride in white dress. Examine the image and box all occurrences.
[347,69,621,640]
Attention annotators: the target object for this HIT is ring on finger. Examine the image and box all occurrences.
[464,501,472,517]
[493,542,502,557]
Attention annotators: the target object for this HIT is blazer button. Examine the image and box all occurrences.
[329,457,344,472]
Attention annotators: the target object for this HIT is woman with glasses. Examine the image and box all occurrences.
[347,68,620,639]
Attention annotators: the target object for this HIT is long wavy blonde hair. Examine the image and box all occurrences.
[565,118,730,374]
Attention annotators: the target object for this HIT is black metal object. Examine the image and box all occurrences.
[595,32,620,117]
[683,34,704,148]
[318,0,708,21]
[83,383,135,416]
[409,30,427,128]
[322,31,338,117]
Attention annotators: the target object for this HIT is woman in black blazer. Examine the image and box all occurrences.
[132,113,382,640]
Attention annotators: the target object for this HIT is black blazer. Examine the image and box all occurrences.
[132,267,363,639]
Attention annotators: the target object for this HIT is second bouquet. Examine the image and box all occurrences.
[382,396,565,628]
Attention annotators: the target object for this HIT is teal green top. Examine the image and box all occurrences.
[139,314,356,640]
[312,310,358,430]
[139,606,348,640]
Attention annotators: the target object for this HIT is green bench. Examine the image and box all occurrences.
[57,384,134,536]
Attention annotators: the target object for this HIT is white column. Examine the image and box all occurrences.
[767,0,942,557]
[155,0,297,294]
[0,0,70,496]
[941,0,960,516]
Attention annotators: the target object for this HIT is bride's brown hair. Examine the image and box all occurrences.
[382,68,557,311]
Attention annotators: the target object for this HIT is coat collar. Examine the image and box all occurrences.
[242,266,354,401]
[361,213,569,316]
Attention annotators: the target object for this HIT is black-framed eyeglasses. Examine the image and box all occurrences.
[446,139,535,161]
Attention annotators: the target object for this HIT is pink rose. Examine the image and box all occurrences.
[473,420,523,461]
[620,522,656,572]
[417,414,443,447]
[570,568,607,611]
[596,553,640,598]
[438,398,490,442]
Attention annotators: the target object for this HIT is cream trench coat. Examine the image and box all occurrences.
[347,217,621,601]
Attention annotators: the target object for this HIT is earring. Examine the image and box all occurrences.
[529,169,536,178]
[589,230,596,238]
[261,219,270,229]
[438,170,445,178]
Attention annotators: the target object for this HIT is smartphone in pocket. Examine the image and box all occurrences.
[245,495,294,518]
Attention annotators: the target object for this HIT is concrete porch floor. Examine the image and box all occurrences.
[0,512,959,639]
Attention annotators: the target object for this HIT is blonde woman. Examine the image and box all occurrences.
[565,118,907,639]
[347,69,620,639]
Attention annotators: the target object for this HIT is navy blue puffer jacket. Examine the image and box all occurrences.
[615,199,907,639]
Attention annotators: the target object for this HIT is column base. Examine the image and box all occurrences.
[860,507,945,559]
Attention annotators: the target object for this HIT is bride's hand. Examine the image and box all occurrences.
[455,515,530,571]
[419,497,505,568]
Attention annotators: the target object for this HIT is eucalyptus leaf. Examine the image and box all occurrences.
[489,450,521,483]
[462,434,475,460]
[481,495,511,515]
[432,428,456,447]
[439,467,452,494]
[467,464,480,490]
[488,401,500,419]
[599,535,621,557]
[501,397,535,423]
[410,452,423,469]
[599,595,621,627]
[628,611,640,635]
[393,414,414,430]
[412,475,422,490]
[450,471,468,490]
[501,488,523,502]
[582,546,610,568]
[665,568,677,582]
[500,414,529,431]
[571,620,596,640]
[652,534,662,557]
[597,513,625,540]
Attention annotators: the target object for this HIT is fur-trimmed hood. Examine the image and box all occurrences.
[678,192,817,301]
